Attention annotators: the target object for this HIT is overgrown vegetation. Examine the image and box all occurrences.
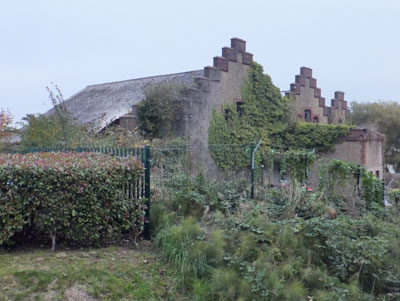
[19,85,88,149]
[284,122,352,152]
[318,159,384,215]
[208,62,352,169]
[136,83,185,138]
[152,172,399,300]
[208,62,290,167]
[0,152,144,249]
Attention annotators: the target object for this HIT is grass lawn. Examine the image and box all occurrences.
[0,243,184,300]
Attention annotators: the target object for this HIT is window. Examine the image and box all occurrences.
[313,116,319,123]
[375,170,380,178]
[236,102,243,118]
[304,110,311,122]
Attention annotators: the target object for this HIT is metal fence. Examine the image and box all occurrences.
[149,144,265,200]
[1,144,277,238]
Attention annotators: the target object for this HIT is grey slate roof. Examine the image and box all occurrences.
[50,70,203,129]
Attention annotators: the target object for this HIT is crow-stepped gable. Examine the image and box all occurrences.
[288,67,350,124]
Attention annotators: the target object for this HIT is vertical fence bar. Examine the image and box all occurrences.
[356,165,361,197]
[250,144,255,199]
[137,148,140,199]
[143,146,151,240]
[305,153,309,185]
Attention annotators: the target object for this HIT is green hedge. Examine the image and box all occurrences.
[0,152,144,248]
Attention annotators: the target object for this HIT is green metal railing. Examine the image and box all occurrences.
[1,144,316,238]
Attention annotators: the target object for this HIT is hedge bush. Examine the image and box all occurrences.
[0,152,144,248]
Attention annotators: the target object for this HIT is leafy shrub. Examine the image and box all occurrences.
[301,216,400,294]
[136,83,184,138]
[0,152,144,248]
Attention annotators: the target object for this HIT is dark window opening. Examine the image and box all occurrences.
[375,170,380,178]
[236,102,243,117]
[313,116,319,123]
[304,110,311,122]
[224,109,229,121]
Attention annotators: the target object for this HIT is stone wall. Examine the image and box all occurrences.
[308,128,384,189]
[181,38,253,174]
[288,67,350,124]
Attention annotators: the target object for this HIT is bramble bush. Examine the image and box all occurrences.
[0,152,144,249]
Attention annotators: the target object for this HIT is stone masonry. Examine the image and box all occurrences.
[288,67,350,124]
[182,38,252,147]
[55,37,383,181]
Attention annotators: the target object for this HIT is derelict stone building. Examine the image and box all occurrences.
[55,38,252,149]
[286,67,384,180]
[55,37,383,180]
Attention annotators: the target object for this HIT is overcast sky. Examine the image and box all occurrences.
[1,0,399,124]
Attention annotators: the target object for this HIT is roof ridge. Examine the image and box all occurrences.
[86,69,203,88]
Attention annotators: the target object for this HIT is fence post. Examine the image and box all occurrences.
[143,146,151,240]
[381,179,385,205]
[250,144,255,199]
[356,165,361,197]
[250,140,262,199]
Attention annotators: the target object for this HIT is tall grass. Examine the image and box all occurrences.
[154,218,221,289]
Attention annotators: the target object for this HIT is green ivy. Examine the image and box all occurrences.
[208,62,290,169]
[319,159,384,208]
[208,62,352,169]
[285,122,352,152]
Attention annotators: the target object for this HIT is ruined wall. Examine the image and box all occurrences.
[308,128,384,188]
[183,38,252,144]
[359,129,384,178]
[181,38,253,173]
[288,67,350,124]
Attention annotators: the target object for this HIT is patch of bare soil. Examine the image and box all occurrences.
[64,284,97,301]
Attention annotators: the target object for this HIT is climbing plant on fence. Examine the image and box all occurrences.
[0,152,144,249]
[319,159,384,209]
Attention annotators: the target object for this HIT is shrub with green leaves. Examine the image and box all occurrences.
[0,152,144,248]
[136,83,184,138]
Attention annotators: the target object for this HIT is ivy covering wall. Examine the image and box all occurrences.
[285,123,352,152]
[208,62,352,168]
